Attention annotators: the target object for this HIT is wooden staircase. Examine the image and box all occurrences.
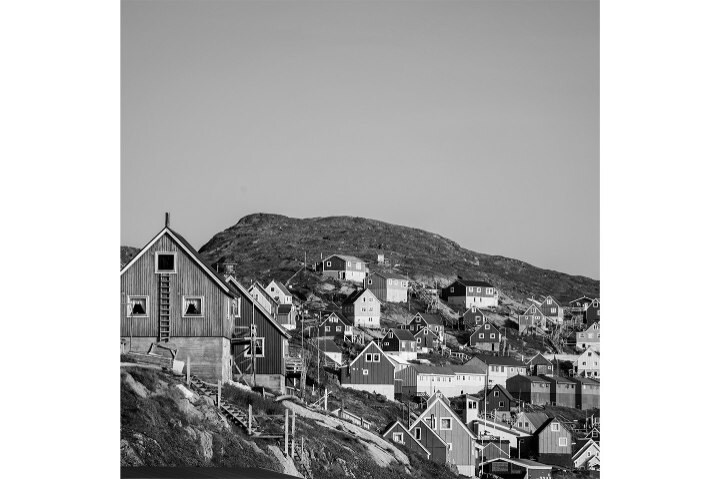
[158,274,171,342]
[187,375,258,434]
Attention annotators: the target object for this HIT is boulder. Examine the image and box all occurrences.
[169,384,197,402]
[198,431,214,462]
[122,373,149,399]
[174,398,203,421]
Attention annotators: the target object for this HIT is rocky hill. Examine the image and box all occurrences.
[197,214,598,302]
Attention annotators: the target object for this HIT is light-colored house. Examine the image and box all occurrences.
[518,304,546,335]
[574,347,600,379]
[471,417,532,451]
[342,288,380,328]
[442,280,499,309]
[411,392,478,476]
[572,438,600,470]
[576,321,600,351]
[539,295,564,324]
[367,272,408,303]
[315,338,343,366]
[535,417,574,467]
[380,328,417,360]
[316,254,369,283]
[468,355,527,388]
[394,363,487,398]
[248,281,278,318]
[265,279,293,305]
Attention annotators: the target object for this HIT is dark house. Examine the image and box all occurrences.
[414,327,440,353]
[459,307,486,330]
[541,375,576,408]
[572,376,601,410]
[526,353,554,376]
[505,375,551,406]
[404,312,445,341]
[380,328,417,360]
[478,384,516,421]
[340,341,396,400]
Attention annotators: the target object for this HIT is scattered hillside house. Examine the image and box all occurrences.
[459,307,486,330]
[342,288,380,328]
[340,341,396,400]
[395,363,487,398]
[526,353,555,376]
[539,296,564,324]
[477,384,516,421]
[380,328,418,360]
[518,304,546,335]
[477,458,553,479]
[316,254,368,283]
[572,377,601,410]
[248,282,279,318]
[572,438,600,470]
[404,312,445,342]
[469,323,503,352]
[576,321,600,351]
[120,221,240,383]
[534,417,574,467]
[382,421,431,460]
[315,338,343,366]
[411,392,478,477]
[414,327,440,353]
[441,280,499,309]
[574,348,600,379]
[584,299,600,324]
[367,272,408,303]
[542,375,577,408]
[314,312,354,339]
[469,355,528,387]
[226,276,293,392]
[265,279,293,305]
[505,375,551,406]
[512,412,550,434]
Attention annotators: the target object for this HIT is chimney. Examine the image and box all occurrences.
[165,212,170,227]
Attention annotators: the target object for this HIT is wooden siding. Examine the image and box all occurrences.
[394,364,418,395]
[343,342,395,386]
[537,420,573,457]
[233,292,288,376]
[417,399,475,471]
[505,377,551,406]
[412,420,448,464]
[120,233,233,340]
[383,423,430,459]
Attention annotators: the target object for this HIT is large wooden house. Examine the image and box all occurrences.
[576,321,600,351]
[414,326,440,353]
[534,418,574,467]
[411,392,478,476]
[340,341,396,399]
[226,276,293,393]
[120,221,239,383]
[367,272,408,303]
[313,312,354,339]
[526,353,555,376]
[380,328,417,360]
[518,304,546,335]
[316,254,368,283]
[410,418,448,465]
[469,323,503,352]
[505,375,551,406]
[441,280,499,309]
[542,375,577,408]
[404,312,445,342]
[539,296,564,324]
[382,421,432,460]
[342,289,380,328]
[572,376,601,409]
[394,363,486,398]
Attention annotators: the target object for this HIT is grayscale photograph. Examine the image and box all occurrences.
[121,1,599,478]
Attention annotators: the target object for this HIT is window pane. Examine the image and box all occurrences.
[157,254,175,271]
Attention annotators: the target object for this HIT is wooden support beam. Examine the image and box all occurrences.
[284,409,289,456]
[291,410,296,457]
[248,404,253,435]
[217,379,221,407]
[186,357,190,385]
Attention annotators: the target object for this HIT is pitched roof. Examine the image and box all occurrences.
[509,375,551,384]
[226,276,292,340]
[348,341,392,368]
[413,327,439,339]
[371,271,407,281]
[540,374,575,384]
[473,354,526,367]
[477,458,552,470]
[381,422,431,457]
[571,376,601,386]
[411,364,456,375]
[120,226,235,296]
[516,412,550,429]
[572,438,599,459]
[535,417,572,436]
[527,353,553,366]
[415,313,443,326]
[342,288,375,305]
[386,328,415,341]
[267,279,292,297]
[250,282,278,305]
[522,304,544,316]
[321,311,352,327]
[411,394,476,440]
[457,279,494,288]
[329,254,366,264]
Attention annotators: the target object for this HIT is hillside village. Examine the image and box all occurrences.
[121,215,600,479]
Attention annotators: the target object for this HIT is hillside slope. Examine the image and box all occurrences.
[196,213,598,302]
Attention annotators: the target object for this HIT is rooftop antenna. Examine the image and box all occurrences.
[165,212,170,227]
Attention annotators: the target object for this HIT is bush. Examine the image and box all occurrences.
[222,385,286,416]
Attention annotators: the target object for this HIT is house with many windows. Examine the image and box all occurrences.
[313,311,354,339]
[340,341,396,400]
[572,439,600,470]
[394,363,487,398]
[367,272,408,303]
[574,348,600,379]
[404,312,445,342]
[468,355,527,388]
[469,323,503,352]
[342,289,380,328]
[518,304,546,335]
[414,327,440,353]
[539,295,564,324]
[576,321,600,351]
[316,254,368,283]
[441,280,499,309]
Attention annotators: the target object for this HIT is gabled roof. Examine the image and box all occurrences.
[381,421,431,457]
[515,412,549,429]
[456,279,494,288]
[342,288,376,306]
[348,341,392,368]
[411,394,476,440]
[266,279,292,297]
[470,324,501,340]
[474,416,531,438]
[413,312,443,326]
[385,328,415,341]
[477,457,552,470]
[473,354,526,367]
[522,304,545,316]
[527,353,553,366]
[413,327,439,339]
[535,417,572,436]
[481,384,514,401]
[572,438,599,459]
[541,295,561,306]
[463,307,486,317]
[120,226,234,296]
[250,282,279,306]
[226,276,292,340]
[327,254,366,265]
[371,271,407,281]
[411,364,456,375]
[316,338,342,354]
[584,321,600,332]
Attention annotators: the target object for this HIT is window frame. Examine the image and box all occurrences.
[551,423,560,432]
[155,251,177,274]
[559,437,568,447]
[439,418,452,430]
[127,295,149,318]
[244,337,265,358]
[182,295,204,317]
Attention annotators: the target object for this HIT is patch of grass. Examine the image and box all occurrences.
[221,385,286,416]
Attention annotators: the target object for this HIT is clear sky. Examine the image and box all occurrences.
[122,0,599,279]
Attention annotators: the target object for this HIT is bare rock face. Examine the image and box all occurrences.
[198,431,214,462]
[122,373,149,399]
[120,439,143,466]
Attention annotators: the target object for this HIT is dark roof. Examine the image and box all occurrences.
[316,339,342,354]
[416,313,443,326]
[527,353,553,366]
[535,417,571,436]
[457,279,494,288]
[511,375,551,384]
[388,329,415,341]
[473,354,526,367]
[322,311,352,326]
[517,412,550,429]
[413,327,439,339]
[277,304,293,314]
[372,271,407,281]
[540,374,575,384]
[571,376,601,385]
[343,289,373,305]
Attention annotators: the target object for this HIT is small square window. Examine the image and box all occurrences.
[155,252,176,273]
[392,433,403,443]
[183,296,203,316]
[326,261,331,266]
[440,418,451,430]
[366,353,372,362]
[559,437,568,447]
[362,369,369,375]
[245,338,265,358]
[499,401,504,407]
[373,353,380,362]
[551,423,559,432]
[127,296,148,317]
